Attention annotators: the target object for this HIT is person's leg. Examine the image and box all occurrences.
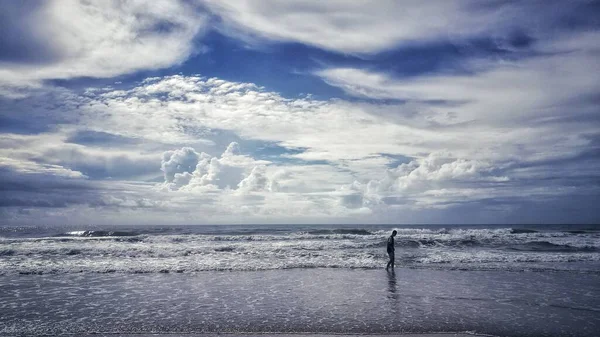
[390,252,395,269]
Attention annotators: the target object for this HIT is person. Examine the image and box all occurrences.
[386,230,397,271]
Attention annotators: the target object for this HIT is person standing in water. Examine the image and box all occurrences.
[386,230,397,271]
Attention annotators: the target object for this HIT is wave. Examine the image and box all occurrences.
[4,227,599,251]
[507,241,598,253]
[511,228,539,234]
[565,230,588,234]
[5,251,599,275]
[1,236,598,275]
[0,249,15,256]
[306,228,374,235]
[2,226,599,275]
[59,230,140,237]
[396,238,482,248]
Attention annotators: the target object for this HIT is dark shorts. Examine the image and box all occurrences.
[387,251,394,260]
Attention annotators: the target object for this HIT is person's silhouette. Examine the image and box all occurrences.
[386,230,397,271]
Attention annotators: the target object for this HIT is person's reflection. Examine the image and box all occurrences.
[387,269,397,299]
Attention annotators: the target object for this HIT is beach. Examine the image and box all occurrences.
[1,224,599,336]
[1,268,599,336]
[85,333,484,337]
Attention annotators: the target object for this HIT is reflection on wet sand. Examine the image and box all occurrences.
[1,269,599,336]
[387,269,397,299]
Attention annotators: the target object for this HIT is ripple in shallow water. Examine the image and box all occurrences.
[0,269,599,336]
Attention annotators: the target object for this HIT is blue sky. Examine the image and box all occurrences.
[0,0,599,225]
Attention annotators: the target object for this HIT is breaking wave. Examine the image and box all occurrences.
[510,228,539,234]
[1,226,598,275]
[306,229,374,235]
[60,230,140,237]
[508,241,597,253]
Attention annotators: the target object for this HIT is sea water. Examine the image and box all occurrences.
[1,224,599,336]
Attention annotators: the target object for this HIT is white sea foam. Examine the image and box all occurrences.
[1,227,599,275]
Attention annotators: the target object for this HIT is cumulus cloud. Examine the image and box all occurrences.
[72,75,418,166]
[1,1,598,224]
[160,142,275,192]
[4,68,597,221]
[161,147,202,183]
[336,152,509,210]
[237,165,277,193]
[369,152,507,192]
[73,71,598,178]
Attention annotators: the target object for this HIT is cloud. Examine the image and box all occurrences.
[0,153,173,218]
[0,132,161,180]
[153,142,369,220]
[71,75,419,166]
[202,1,599,55]
[160,142,274,192]
[343,152,510,208]
[1,1,598,224]
[314,33,600,165]
[203,0,521,54]
[0,0,207,88]
[161,147,202,183]
[3,67,596,222]
[315,31,600,117]
[333,151,505,210]
[0,156,86,180]
[237,165,277,193]
[75,71,598,175]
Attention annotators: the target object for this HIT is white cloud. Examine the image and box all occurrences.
[313,35,600,168]
[75,75,446,173]
[75,70,597,178]
[349,152,508,204]
[238,165,277,193]
[160,142,274,192]
[161,147,202,183]
[0,132,160,180]
[0,156,86,179]
[332,151,512,212]
[1,1,597,223]
[203,0,524,54]
[6,67,595,221]
[316,32,600,124]
[152,141,373,220]
[0,0,207,88]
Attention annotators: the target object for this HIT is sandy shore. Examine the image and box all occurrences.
[83,332,491,337]
[3,268,597,336]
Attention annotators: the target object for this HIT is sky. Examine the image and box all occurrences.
[0,0,599,225]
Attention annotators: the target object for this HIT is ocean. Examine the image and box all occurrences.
[1,224,599,336]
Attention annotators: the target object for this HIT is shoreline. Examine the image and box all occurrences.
[82,332,497,337]
[2,268,598,337]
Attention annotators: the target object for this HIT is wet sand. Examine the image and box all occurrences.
[2,268,598,336]
[84,334,489,337]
